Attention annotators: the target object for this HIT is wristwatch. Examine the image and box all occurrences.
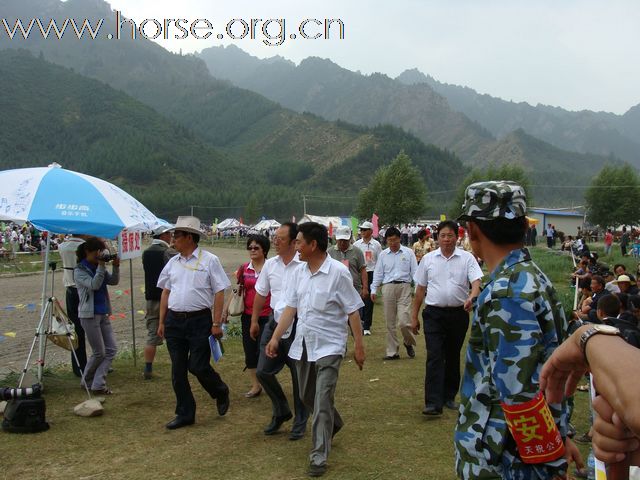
[579,324,622,365]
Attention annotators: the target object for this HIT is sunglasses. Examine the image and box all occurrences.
[247,246,262,251]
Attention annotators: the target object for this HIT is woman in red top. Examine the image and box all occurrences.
[223,234,272,398]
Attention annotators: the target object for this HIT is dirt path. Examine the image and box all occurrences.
[0,244,247,377]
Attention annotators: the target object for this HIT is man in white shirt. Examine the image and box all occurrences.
[266,222,365,478]
[251,222,309,440]
[411,220,482,416]
[58,234,87,377]
[354,221,382,335]
[157,216,230,429]
[371,226,419,360]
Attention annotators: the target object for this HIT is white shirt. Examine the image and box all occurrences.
[254,252,303,323]
[285,255,364,362]
[58,237,85,287]
[353,238,382,272]
[370,245,418,295]
[157,247,230,311]
[413,247,483,307]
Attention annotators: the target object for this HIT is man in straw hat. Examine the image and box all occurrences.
[454,181,576,479]
[157,216,230,429]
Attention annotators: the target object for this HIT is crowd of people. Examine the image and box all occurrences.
[11,183,640,478]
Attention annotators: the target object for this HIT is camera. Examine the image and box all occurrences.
[0,384,41,400]
[98,251,118,262]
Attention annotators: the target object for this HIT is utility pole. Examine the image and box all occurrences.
[302,195,307,216]
[190,205,194,216]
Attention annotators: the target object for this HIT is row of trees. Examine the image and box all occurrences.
[354,150,640,229]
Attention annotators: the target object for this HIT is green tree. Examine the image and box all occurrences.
[450,163,531,218]
[243,194,260,224]
[356,151,428,224]
[585,164,640,227]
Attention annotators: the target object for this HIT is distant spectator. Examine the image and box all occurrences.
[620,226,630,256]
[604,228,614,256]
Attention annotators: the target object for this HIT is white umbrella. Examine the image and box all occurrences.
[0,164,161,382]
[0,164,159,237]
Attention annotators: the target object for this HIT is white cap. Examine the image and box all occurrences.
[335,226,352,240]
[359,221,374,230]
[152,225,173,237]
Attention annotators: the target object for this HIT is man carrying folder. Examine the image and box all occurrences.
[157,216,231,430]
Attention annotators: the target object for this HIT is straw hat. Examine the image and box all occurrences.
[169,216,205,236]
[614,274,636,285]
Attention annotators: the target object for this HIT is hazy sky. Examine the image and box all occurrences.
[106,0,640,114]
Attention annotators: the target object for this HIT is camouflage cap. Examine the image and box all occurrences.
[458,180,527,221]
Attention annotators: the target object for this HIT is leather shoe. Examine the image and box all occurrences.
[445,400,459,410]
[422,405,443,416]
[308,463,327,477]
[216,390,230,416]
[404,343,415,358]
[166,417,194,430]
[264,412,293,435]
[383,354,400,360]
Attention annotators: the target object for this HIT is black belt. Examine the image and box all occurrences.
[169,308,211,319]
[426,305,465,311]
[67,286,77,290]
[387,280,409,285]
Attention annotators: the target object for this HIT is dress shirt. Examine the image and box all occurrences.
[58,237,85,287]
[353,238,382,272]
[370,245,418,295]
[285,255,364,362]
[414,248,483,307]
[157,247,230,312]
[254,252,303,322]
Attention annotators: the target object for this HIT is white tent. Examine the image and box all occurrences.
[298,214,345,228]
[217,218,242,230]
[253,219,281,231]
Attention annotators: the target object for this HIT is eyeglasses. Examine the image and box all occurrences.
[247,246,261,251]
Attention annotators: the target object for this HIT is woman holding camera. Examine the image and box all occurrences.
[74,237,120,394]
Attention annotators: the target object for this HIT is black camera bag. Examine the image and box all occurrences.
[2,397,49,433]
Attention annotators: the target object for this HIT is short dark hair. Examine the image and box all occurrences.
[469,217,528,245]
[385,226,401,239]
[591,275,605,288]
[578,278,592,290]
[280,222,298,242]
[616,292,629,311]
[298,222,328,252]
[247,234,270,257]
[76,236,106,262]
[628,294,640,310]
[598,294,621,318]
[437,220,459,237]
[417,229,427,240]
[614,263,626,273]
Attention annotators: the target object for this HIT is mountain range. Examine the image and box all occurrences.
[0,0,466,220]
[0,0,634,219]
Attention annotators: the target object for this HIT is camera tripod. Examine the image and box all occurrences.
[18,261,91,398]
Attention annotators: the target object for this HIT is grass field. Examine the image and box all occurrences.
[0,244,616,479]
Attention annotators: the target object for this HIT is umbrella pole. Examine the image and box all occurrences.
[37,232,51,382]
[129,259,137,366]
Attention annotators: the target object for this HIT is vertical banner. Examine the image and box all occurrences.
[118,229,143,261]
[117,229,143,366]
[351,217,359,238]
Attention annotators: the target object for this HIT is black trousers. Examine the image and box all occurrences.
[66,287,87,377]
[423,306,469,409]
[257,318,308,426]
[241,313,269,370]
[165,310,228,421]
[360,271,375,330]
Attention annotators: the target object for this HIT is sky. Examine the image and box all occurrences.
[105,0,640,114]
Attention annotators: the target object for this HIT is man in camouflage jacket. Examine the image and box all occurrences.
[454,181,569,480]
